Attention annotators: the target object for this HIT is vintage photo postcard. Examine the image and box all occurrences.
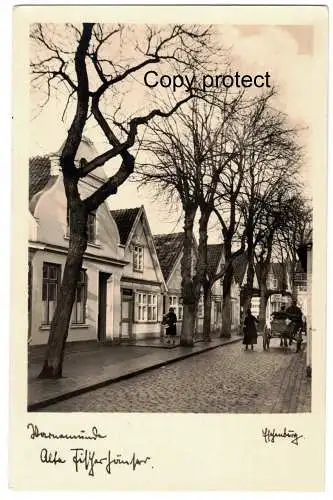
[10,4,328,491]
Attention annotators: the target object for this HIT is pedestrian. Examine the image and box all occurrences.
[243,309,259,351]
[286,299,303,347]
[263,315,273,351]
[162,307,178,345]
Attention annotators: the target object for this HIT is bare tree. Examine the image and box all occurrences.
[236,94,302,322]
[30,22,217,377]
[136,90,243,345]
[255,187,304,329]
[212,104,252,338]
[275,196,312,299]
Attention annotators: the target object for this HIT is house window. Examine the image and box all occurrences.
[168,296,183,321]
[42,262,61,325]
[136,292,157,322]
[87,212,97,243]
[133,246,144,271]
[72,270,87,324]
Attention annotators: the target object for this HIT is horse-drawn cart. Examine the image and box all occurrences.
[263,311,303,352]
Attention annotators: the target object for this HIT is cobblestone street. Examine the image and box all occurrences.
[43,338,311,413]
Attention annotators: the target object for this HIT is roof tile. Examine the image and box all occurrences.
[29,156,51,201]
[232,253,248,284]
[207,244,223,279]
[110,207,141,245]
[153,233,184,282]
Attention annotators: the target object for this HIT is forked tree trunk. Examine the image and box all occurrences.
[180,207,196,346]
[39,203,88,378]
[203,284,212,341]
[221,264,233,338]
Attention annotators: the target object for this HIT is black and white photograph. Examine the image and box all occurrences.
[10,3,328,491]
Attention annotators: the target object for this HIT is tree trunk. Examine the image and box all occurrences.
[257,232,274,331]
[291,258,298,301]
[180,207,197,346]
[241,221,254,321]
[259,285,269,332]
[39,203,88,378]
[203,284,212,341]
[182,303,196,345]
[242,253,255,322]
[221,264,233,338]
[196,209,211,340]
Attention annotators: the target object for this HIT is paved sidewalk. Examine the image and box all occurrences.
[28,336,242,411]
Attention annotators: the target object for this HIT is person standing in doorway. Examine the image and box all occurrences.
[243,309,259,351]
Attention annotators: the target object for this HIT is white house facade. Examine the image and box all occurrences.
[111,206,166,341]
[28,138,129,346]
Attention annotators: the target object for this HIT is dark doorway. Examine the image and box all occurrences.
[98,272,111,341]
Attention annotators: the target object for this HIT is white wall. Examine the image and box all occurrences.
[28,249,123,345]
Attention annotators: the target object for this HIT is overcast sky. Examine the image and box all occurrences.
[30,24,316,241]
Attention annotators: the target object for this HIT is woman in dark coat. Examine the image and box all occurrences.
[243,309,259,351]
[163,307,177,345]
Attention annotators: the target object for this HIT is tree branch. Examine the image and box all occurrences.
[80,93,193,177]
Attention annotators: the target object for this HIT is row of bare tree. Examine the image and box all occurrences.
[30,22,311,378]
[136,89,312,346]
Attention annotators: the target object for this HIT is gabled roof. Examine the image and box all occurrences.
[153,232,184,282]
[207,244,223,279]
[232,253,248,285]
[111,205,167,290]
[29,156,51,201]
[29,137,106,203]
[110,207,141,246]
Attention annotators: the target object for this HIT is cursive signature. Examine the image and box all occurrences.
[262,427,304,446]
[27,423,107,441]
